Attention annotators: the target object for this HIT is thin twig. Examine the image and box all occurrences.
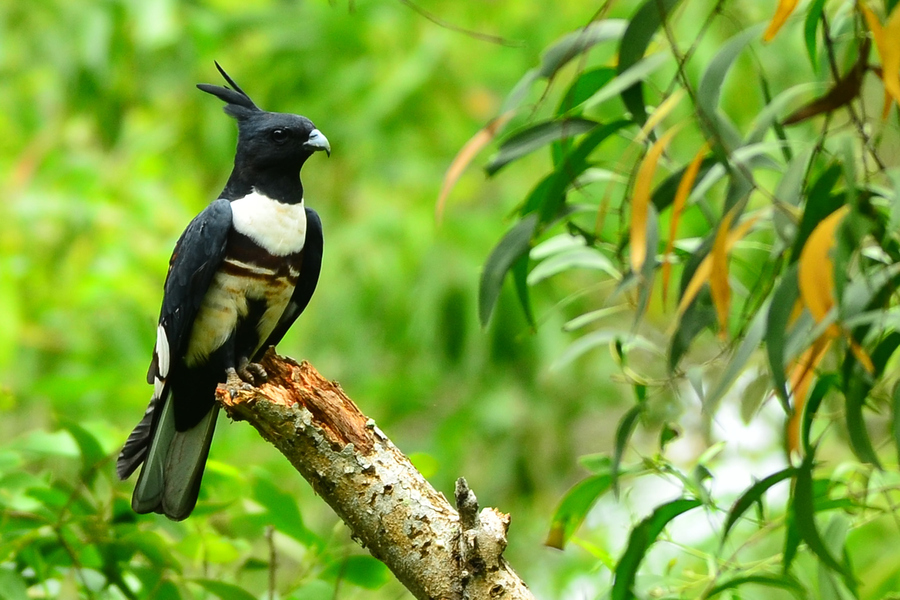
[397,0,522,47]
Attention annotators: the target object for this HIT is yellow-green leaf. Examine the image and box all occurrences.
[763,0,799,42]
[437,111,513,222]
[663,143,708,304]
[631,127,679,274]
[797,205,848,334]
[786,336,830,456]
[862,2,900,107]
[710,207,736,338]
[677,215,758,317]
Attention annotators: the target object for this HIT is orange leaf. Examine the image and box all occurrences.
[763,0,799,42]
[630,127,680,274]
[785,336,831,456]
[436,111,514,223]
[677,215,759,317]
[797,205,849,337]
[710,208,737,339]
[662,143,709,304]
[862,2,900,107]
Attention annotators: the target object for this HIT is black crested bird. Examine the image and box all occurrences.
[117,64,330,521]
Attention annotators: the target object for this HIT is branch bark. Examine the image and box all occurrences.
[216,349,535,600]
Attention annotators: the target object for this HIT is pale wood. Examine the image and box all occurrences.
[216,349,535,600]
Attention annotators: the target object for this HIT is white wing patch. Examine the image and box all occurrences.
[156,324,170,378]
[230,191,308,256]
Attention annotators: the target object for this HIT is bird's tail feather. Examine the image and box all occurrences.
[131,391,219,521]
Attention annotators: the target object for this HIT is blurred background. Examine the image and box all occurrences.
[0,0,634,597]
[5,0,895,598]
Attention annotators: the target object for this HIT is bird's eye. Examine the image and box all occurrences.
[271,128,289,143]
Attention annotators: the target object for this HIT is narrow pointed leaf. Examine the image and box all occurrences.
[193,580,257,600]
[512,253,535,328]
[792,457,854,579]
[631,127,680,273]
[706,574,806,599]
[804,0,828,70]
[487,118,598,176]
[697,25,766,149]
[663,143,709,303]
[710,208,736,337]
[704,298,769,414]
[617,0,682,124]
[767,264,799,406]
[612,498,702,600]
[786,336,831,456]
[763,0,798,42]
[479,215,538,326]
[798,205,849,333]
[612,404,643,495]
[438,112,513,220]
[722,467,797,542]
[546,473,612,549]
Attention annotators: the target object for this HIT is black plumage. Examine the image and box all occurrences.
[117,64,330,520]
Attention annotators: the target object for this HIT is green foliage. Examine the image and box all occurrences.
[469,0,900,597]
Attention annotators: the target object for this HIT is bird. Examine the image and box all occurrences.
[116,63,330,521]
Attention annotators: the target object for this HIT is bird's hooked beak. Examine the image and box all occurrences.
[305,129,331,157]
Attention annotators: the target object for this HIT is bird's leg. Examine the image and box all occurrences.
[237,356,268,386]
[224,367,253,399]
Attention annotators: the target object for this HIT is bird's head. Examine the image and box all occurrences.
[197,63,330,174]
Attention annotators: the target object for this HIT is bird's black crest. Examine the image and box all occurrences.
[197,62,262,120]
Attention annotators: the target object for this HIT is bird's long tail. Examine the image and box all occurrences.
[118,391,218,521]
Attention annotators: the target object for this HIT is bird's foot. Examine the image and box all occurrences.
[224,367,254,399]
[237,357,268,386]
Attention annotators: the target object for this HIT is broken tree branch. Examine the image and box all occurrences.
[216,349,535,600]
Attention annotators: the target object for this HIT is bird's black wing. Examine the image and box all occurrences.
[254,206,322,359]
[146,198,233,384]
[118,199,232,481]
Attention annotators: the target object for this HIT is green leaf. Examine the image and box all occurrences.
[612,404,643,495]
[533,120,631,224]
[633,203,659,327]
[792,456,854,581]
[617,0,682,125]
[705,573,807,600]
[501,20,628,113]
[804,0,828,71]
[651,157,716,212]
[766,263,799,408]
[487,118,598,176]
[894,380,900,466]
[323,555,391,590]
[0,567,28,600]
[479,215,538,326]
[527,247,620,285]
[545,472,612,549]
[557,67,617,115]
[251,473,320,548]
[58,420,106,482]
[584,53,669,111]
[843,364,882,468]
[803,374,839,454]
[783,509,801,573]
[721,467,797,543]
[612,498,702,600]
[790,165,844,262]
[554,331,655,369]
[703,298,769,414]
[193,579,257,600]
[697,24,766,152]
[536,20,628,79]
[511,253,535,328]
[669,289,717,371]
[818,515,857,600]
